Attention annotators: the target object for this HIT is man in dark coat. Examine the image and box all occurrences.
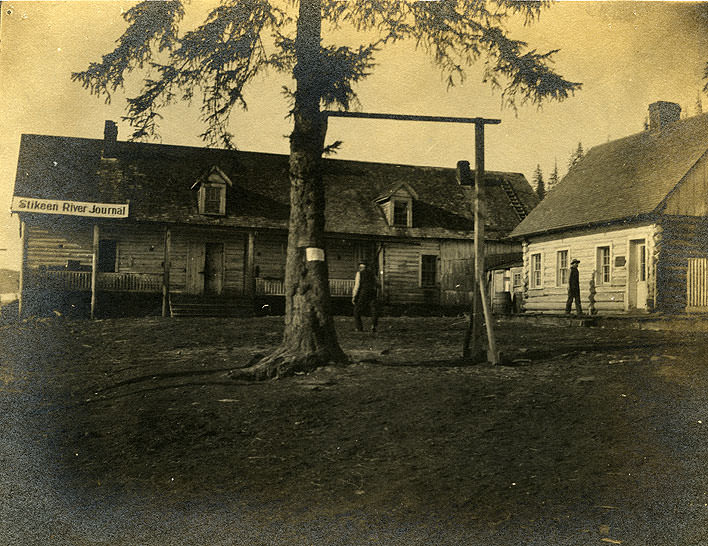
[565,258,583,315]
[352,262,379,332]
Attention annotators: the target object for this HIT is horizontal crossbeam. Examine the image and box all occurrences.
[323,111,501,125]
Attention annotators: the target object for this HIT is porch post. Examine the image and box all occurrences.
[245,231,256,297]
[17,220,27,318]
[90,224,99,319]
[377,243,385,300]
[162,226,171,317]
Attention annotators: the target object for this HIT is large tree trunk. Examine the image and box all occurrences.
[233,0,347,380]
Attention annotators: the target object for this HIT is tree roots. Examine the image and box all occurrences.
[229,345,349,381]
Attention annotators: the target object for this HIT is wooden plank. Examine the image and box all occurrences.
[162,227,171,317]
[18,220,26,318]
[245,231,255,297]
[90,224,99,319]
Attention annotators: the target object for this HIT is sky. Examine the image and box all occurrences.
[1,0,707,270]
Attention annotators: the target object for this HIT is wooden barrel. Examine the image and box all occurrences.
[492,291,512,314]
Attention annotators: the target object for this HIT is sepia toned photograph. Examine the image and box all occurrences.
[2,0,708,543]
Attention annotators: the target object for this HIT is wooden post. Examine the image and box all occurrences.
[323,109,502,362]
[90,224,99,319]
[466,122,499,364]
[245,231,256,297]
[162,226,171,317]
[471,122,485,360]
[17,220,27,318]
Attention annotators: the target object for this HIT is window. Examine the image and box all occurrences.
[639,244,646,282]
[420,254,437,287]
[531,253,542,288]
[513,272,523,290]
[200,185,225,215]
[597,246,611,284]
[98,239,117,272]
[557,250,569,286]
[393,200,409,227]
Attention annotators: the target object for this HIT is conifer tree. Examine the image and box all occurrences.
[533,164,545,199]
[73,0,582,379]
[547,159,559,192]
[568,141,584,171]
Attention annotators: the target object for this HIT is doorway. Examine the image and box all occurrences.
[204,242,224,295]
[628,239,647,310]
[186,241,224,295]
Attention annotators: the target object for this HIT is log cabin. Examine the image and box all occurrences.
[11,121,537,318]
[510,101,708,314]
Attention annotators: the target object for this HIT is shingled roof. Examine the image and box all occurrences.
[511,112,708,238]
[13,133,536,239]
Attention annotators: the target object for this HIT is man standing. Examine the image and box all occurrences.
[352,261,378,332]
[565,258,582,315]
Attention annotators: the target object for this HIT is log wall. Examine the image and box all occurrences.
[656,216,708,312]
[523,224,656,313]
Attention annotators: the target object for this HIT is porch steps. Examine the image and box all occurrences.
[501,179,528,220]
[169,295,254,318]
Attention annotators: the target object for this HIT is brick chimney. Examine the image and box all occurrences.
[648,101,681,132]
[103,120,118,158]
[456,160,473,186]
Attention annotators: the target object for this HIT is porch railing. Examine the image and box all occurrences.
[27,270,162,293]
[255,278,354,297]
[29,270,354,297]
[97,272,163,293]
[330,278,355,296]
[28,270,91,290]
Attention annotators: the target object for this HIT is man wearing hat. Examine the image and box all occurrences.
[352,261,379,332]
[565,258,583,315]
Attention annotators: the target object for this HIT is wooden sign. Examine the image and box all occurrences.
[11,197,129,218]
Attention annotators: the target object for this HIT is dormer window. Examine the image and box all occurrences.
[393,200,409,227]
[202,185,225,215]
[192,166,232,216]
[375,182,418,228]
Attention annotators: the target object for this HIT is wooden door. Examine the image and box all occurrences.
[628,239,647,310]
[440,240,475,306]
[186,241,205,295]
[205,242,224,295]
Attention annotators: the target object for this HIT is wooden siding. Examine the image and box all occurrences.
[656,216,708,312]
[383,240,440,305]
[662,152,708,215]
[102,225,164,274]
[25,224,93,269]
[440,240,519,306]
[22,217,518,309]
[523,224,656,313]
[324,239,360,280]
[253,233,286,281]
[441,240,474,306]
[169,230,245,295]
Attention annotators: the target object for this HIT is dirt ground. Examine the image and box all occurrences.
[2,315,708,545]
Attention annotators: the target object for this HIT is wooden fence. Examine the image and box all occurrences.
[687,258,708,311]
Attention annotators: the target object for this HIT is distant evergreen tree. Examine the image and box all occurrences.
[547,160,560,192]
[697,91,704,116]
[568,141,584,171]
[533,164,545,199]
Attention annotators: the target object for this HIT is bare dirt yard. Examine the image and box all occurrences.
[2,315,708,545]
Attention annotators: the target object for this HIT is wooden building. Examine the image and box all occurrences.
[11,122,537,317]
[511,102,708,314]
